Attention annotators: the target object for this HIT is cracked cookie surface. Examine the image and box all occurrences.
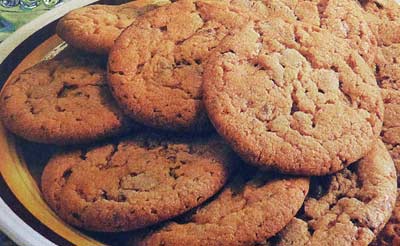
[0,48,132,145]
[268,140,397,246]
[361,0,400,47]
[107,0,256,132]
[56,0,170,54]
[360,0,400,165]
[203,19,383,175]
[237,0,377,67]
[135,167,309,246]
[41,133,235,232]
[360,1,400,155]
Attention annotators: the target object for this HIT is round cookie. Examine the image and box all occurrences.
[56,0,170,54]
[41,133,235,232]
[135,167,309,245]
[107,0,256,132]
[0,48,133,145]
[267,139,397,246]
[203,19,383,175]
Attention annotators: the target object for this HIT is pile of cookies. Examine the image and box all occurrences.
[1,0,400,245]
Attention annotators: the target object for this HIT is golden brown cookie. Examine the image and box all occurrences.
[135,167,309,245]
[0,48,133,145]
[56,0,170,54]
[203,20,383,176]
[268,140,397,246]
[107,0,256,132]
[41,133,236,232]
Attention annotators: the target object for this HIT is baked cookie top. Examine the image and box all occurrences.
[203,19,383,175]
[361,0,400,157]
[269,140,397,246]
[238,0,377,66]
[361,0,400,94]
[359,0,400,92]
[56,0,170,54]
[0,48,132,145]
[361,0,400,46]
[108,0,255,132]
[136,168,309,246]
[41,133,235,232]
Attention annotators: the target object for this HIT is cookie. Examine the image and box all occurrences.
[136,168,309,245]
[371,75,400,246]
[360,0,400,147]
[268,139,397,246]
[203,19,383,175]
[107,0,256,132]
[371,97,400,245]
[41,133,235,232]
[361,1,400,153]
[360,0,400,80]
[0,48,133,145]
[56,0,170,54]
[239,0,377,67]
[361,0,400,91]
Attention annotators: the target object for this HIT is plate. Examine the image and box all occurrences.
[1,1,400,246]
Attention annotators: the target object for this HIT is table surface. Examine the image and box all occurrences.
[0,1,66,42]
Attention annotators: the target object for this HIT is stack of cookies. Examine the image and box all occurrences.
[1,0,400,245]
